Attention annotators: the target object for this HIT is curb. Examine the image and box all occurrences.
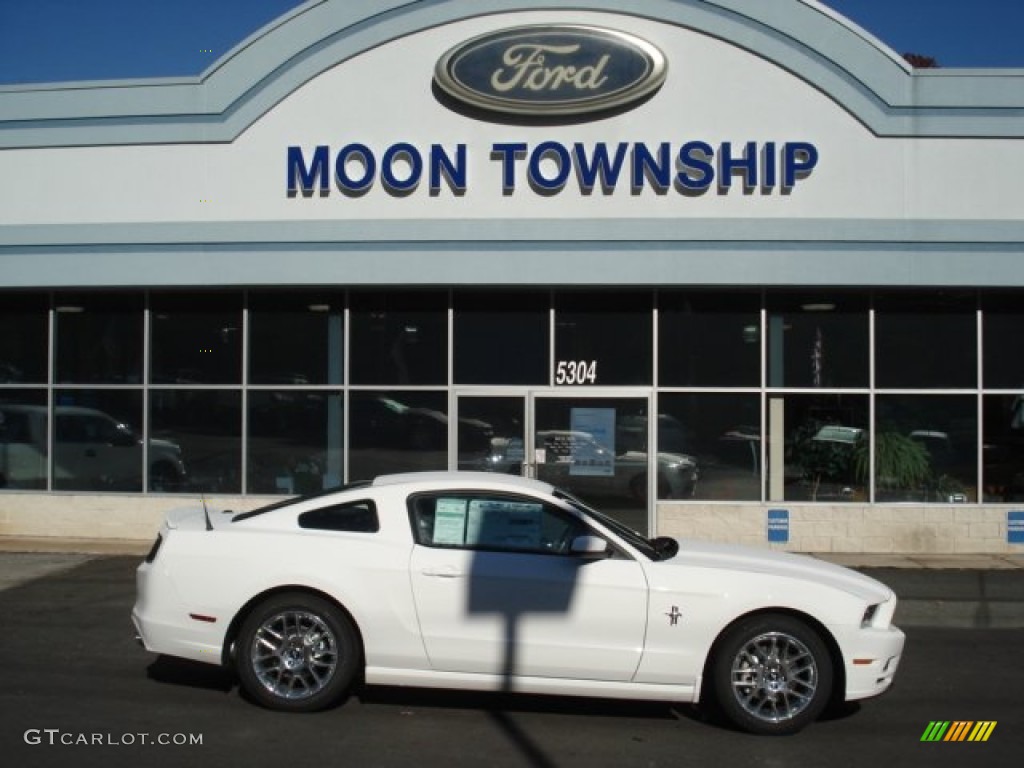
[856,567,1024,629]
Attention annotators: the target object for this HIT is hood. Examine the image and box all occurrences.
[669,539,894,604]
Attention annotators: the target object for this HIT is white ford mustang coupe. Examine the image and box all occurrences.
[133,472,904,735]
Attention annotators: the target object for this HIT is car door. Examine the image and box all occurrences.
[408,491,648,681]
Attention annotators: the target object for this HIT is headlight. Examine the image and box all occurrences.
[861,603,880,627]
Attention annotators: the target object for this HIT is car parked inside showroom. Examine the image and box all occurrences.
[133,471,903,735]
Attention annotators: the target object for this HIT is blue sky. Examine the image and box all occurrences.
[0,0,1021,85]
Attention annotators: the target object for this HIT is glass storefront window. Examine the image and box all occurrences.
[454,292,548,384]
[982,394,1024,502]
[554,292,652,386]
[348,390,449,480]
[249,294,343,386]
[766,394,868,502]
[55,293,143,384]
[767,293,868,388]
[875,292,976,389]
[0,389,48,489]
[150,293,243,385]
[0,294,47,384]
[248,390,343,495]
[659,292,760,387]
[150,389,240,493]
[875,395,977,502]
[657,393,761,501]
[350,292,447,385]
[0,287,1017,505]
[982,293,1024,389]
[53,389,145,491]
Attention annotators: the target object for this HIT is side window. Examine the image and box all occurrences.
[298,500,379,533]
[409,493,587,555]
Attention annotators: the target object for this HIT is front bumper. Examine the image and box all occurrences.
[839,624,905,701]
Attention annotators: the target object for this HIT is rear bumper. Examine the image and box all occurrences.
[133,560,225,666]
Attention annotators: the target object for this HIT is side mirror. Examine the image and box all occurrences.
[570,535,610,558]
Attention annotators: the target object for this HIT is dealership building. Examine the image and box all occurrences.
[1,0,1023,552]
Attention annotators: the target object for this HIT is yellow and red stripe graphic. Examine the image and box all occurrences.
[920,721,997,742]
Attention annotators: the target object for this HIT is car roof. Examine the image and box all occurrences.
[370,471,556,494]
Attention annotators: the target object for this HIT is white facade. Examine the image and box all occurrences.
[1,0,1023,552]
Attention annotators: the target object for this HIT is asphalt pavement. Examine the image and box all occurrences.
[1,536,1022,628]
[1,551,1021,768]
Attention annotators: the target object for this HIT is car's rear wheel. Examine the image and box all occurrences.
[710,613,832,735]
[236,593,359,712]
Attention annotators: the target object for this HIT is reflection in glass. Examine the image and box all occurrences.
[534,397,657,534]
[249,294,343,386]
[150,390,240,493]
[349,391,450,481]
[875,395,976,502]
[350,292,446,385]
[658,393,760,501]
[555,292,652,386]
[0,389,48,489]
[875,292,976,389]
[659,292,760,387]
[457,397,524,473]
[0,294,47,384]
[150,293,243,385]
[982,395,1024,502]
[767,293,868,388]
[52,389,148,492]
[55,293,143,384]
[766,394,868,502]
[248,390,343,495]
[454,292,548,384]
[982,293,1024,389]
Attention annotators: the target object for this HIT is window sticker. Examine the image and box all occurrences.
[467,499,543,550]
[432,498,468,545]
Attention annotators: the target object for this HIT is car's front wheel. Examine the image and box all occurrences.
[710,613,833,735]
[236,592,360,712]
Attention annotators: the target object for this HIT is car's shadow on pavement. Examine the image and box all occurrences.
[147,654,235,693]
[359,684,699,721]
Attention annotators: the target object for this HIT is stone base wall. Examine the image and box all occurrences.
[0,493,1020,554]
[0,494,272,542]
[656,503,1019,554]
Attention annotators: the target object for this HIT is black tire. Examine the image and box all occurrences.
[709,613,833,735]
[236,592,360,712]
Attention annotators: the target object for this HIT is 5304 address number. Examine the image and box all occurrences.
[555,360,597,385]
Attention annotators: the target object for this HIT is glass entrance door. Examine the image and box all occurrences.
[455,395,526,476]
[531,395,651,535]
[455,392,654,535]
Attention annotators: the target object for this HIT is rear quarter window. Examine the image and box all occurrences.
[298,500,379,533]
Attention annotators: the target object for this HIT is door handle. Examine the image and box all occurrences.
[421,565,463,578]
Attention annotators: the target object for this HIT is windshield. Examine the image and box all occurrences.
[554,489,663,560]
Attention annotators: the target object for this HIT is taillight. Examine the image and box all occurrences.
[144,533,163,563]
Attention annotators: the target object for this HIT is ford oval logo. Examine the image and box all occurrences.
[435,25,667,117]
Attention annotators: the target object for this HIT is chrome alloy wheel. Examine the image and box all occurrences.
[250,610,339,700]
[729,631,818,723]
